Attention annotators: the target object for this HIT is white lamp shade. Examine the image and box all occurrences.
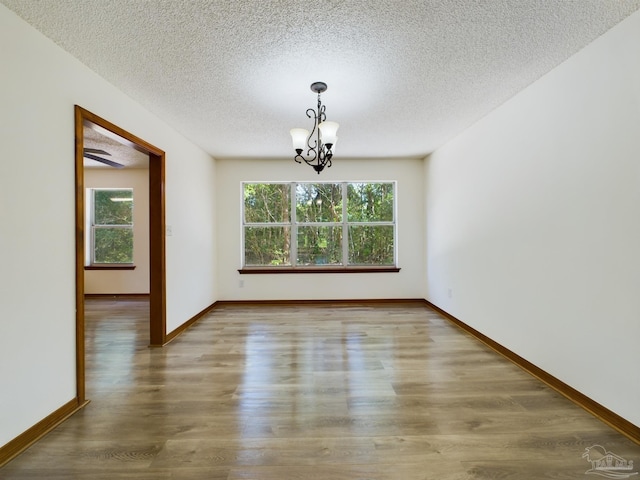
[318,121,339,146]
[290,128,309,151]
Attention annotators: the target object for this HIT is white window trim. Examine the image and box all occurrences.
[241,181,397,268]
[86,188,135,266]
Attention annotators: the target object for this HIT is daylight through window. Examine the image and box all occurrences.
[88,188,134,265]
[243,182,395,268]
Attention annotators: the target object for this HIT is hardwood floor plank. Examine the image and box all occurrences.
[226,463,472,480]
[2,299,639,479]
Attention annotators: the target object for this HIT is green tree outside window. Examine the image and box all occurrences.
[91,188,134,264]
[243,182,395,267]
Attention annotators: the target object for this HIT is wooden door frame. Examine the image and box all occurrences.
[75,105,167,403]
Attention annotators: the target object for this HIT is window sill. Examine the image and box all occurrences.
[239,266,400,274]
[85,265,136,271]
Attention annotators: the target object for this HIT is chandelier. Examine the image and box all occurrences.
[290,82,339,174]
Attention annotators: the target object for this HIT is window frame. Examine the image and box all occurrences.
[86,187,135,268]
[240,181,399,273]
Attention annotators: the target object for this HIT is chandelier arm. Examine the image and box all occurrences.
[305,107,319,159]
[305,107,317,120]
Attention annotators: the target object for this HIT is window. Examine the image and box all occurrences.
[242,182,395,268]
[88,188,134,265]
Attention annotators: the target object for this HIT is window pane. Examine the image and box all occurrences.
[244,184,290,223]
[347,183,394,222]
[297,226,342,265]
[244,227,291,266]
[94,227,133,263]
[94,189,133,225]
[348,225,394,265]
[296,183,342,223]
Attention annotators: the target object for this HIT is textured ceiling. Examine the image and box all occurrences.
[3,0,640,160]
[84,126,149,169]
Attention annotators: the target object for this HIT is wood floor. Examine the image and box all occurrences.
[2,298,639,479]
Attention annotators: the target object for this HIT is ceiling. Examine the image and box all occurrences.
[84,126,149,169]
[4,0,640,160]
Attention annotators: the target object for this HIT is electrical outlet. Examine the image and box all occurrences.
[166,225,173,236]
[239,279,244,288]
[447,288,453,299]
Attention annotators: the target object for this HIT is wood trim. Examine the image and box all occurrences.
[239,266,401,274]
[213,298,426,307]
[0,398,89,467]
[84,294,150,299]
[84,265,136,270]
[424,300,640,445]
[75,107,167,377]
[74,106,86,403]
[163,302,217,346]
[149,151,166,347]
[79,108,165,157]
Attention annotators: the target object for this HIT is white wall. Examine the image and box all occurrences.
[84,168,150,294]
[165,146,217,333]
[0,4,217,447]
[425,11,640,426]
[216,157,425,301]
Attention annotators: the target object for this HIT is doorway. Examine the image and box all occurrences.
[74,106,167,403]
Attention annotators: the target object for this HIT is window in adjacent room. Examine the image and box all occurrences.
[87,188,134,265]
[242,182,395,268]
